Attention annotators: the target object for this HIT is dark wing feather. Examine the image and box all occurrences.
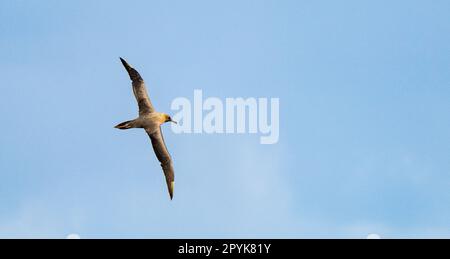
[120,58,154,115]
[146,127,174,200]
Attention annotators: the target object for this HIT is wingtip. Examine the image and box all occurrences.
[169,181,174,200]
[119,57,131,69]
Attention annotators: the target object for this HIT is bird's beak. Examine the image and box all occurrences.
[170,119,177,124]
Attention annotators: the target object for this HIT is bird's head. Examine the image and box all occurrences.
[162,113,177,124]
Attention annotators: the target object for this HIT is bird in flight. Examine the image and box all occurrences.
[115,57,176,200]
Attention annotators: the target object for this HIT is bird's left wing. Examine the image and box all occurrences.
[146,127,175,200]
[120,57,155,115]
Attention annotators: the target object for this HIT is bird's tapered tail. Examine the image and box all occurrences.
[115,120,134,130]
[119,57,143,82]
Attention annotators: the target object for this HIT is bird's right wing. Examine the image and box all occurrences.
[146,127,175,200]
[120,58,155,115]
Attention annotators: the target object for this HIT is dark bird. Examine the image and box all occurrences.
[115,58,176,200]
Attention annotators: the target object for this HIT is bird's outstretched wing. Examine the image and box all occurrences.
[120,57,154,115]
[146,127,175,200]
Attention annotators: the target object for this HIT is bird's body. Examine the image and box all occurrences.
[115,113,167,133]
[140,113,168,132]
[115,58,176,200]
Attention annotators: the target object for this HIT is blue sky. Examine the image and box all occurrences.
[0,0,449,238]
